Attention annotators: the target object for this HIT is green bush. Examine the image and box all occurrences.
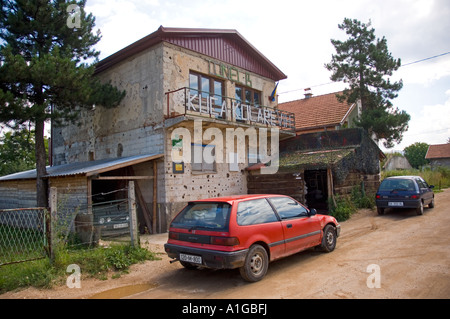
[330,195,356,222]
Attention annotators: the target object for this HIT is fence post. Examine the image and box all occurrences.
[128,181,139,247]
[49,187,57,263]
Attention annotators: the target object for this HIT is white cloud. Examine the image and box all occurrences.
[393,92,450,150]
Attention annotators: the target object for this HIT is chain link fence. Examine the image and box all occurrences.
[1,183,140,266]
[0,208,48,266]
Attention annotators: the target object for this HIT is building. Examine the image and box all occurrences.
[426,143,450,168]
[248,91,382,212]
[278,90,361,135]
[0,26,295,234]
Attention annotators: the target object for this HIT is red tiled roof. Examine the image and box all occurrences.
[278,92,355,132]
[426,143,450,159]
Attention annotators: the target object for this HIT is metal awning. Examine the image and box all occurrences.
[0,154,164,181]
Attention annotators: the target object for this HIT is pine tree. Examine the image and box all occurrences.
[0,0,125,206]
[325,18,410,148]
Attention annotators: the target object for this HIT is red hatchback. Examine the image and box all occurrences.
[165,194,340,282]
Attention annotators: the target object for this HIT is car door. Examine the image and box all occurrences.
[416,178,433,205]
[236,198,286,260]
[269,197,321,255]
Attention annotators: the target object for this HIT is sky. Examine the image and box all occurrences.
[84,0,450,152]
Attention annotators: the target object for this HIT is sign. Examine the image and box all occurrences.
[207,60,252,87]
[186,92,294,130]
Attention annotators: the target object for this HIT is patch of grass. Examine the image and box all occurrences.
[0,244,160,294]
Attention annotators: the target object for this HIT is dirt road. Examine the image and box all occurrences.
[2,189,450,299]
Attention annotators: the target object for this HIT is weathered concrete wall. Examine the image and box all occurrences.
[52,43,166,165]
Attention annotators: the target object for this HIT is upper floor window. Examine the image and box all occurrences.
[235,85,261,107]
[189,72,224,118]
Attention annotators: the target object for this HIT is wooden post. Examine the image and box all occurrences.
[153,161,157,234]
[49,187,57,263]
[128,181,139,247]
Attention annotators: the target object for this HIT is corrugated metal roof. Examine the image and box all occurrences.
[0,154,163,181]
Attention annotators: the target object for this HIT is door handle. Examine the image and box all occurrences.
[286,224,293,229]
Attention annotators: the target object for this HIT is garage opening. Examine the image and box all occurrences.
[304,169,328,212]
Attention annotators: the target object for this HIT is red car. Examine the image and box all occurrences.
[165,194,340,282]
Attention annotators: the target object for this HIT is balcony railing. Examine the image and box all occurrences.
[165,87,296,132]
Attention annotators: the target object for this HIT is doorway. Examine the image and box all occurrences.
[304,169,328,212]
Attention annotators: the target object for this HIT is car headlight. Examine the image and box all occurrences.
[99,217,105,224]
[107,217,112,223]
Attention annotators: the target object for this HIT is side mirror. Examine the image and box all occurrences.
[309,208,317,216]
[429,185,435,189]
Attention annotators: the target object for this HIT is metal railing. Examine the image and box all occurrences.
[165,87,296,132]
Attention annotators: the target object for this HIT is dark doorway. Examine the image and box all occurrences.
[304,169,328,212]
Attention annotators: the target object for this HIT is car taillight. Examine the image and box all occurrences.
[210,236,240,246]
[169,231,179,240]
[376,195,381,199]
[410,195,419,199]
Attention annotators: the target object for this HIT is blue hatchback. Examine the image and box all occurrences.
[375,176,435,215]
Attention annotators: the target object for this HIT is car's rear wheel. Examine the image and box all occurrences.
[416,201,424,215]
[239,244,268,282]
[320,225,337,252]
[377,207,384,215]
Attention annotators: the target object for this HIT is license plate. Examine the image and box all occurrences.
[180,253,202,264]
[388,202,404,207]
[113,223,128,229]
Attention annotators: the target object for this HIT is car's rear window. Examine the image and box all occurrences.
[379,179,416,192]
[170,202,231,231]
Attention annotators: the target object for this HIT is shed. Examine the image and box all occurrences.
[247,128,384,211]
[426,143,450,168]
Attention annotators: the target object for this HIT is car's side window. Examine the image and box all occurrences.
[269,197,309,220]
[237,199,278,226]
[416,178,427,189]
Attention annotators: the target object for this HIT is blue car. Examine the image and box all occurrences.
[375,176,435,216]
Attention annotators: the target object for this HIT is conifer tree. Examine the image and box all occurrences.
[325,18,410,148]
[0,0,125,206]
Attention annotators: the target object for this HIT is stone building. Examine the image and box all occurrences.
[0,26,295,233]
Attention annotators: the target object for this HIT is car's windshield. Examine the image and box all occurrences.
[171,202,231,231]
[379,179,416,192]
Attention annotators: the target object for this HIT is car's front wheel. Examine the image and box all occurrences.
[239,244,269,282]
[320,225,337,252]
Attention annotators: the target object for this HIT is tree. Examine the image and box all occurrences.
[0,1,125,207]
[0,127,48,176]
[404,142,429,169]
[325,18,410,148]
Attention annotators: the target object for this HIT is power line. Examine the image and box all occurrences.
[401,51,450,67]
[279,50,450,95]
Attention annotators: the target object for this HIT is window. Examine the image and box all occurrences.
[235,85,261,107]
[237,198,278,226]
[191,143,216,172]
[171,202,231,231]
[269,197,308,220]
[189,72,224,118]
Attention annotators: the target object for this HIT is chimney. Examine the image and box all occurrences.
[304,88,313,99]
